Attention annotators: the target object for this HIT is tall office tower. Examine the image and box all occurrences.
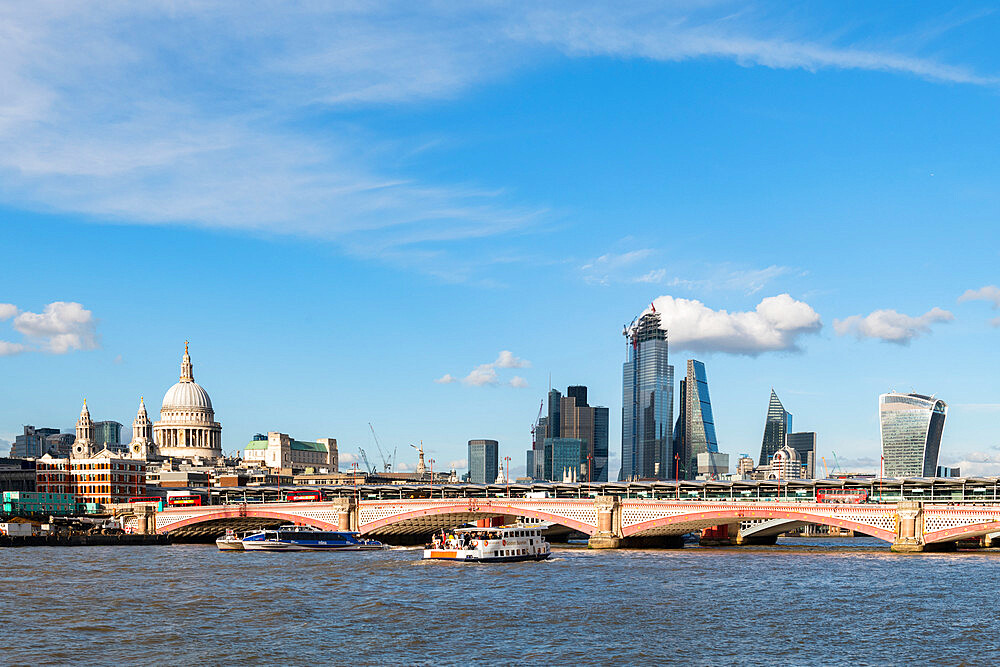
[674,360,719,479]
[758,389,792,466]
[467,439,499,484]
[92,420,124,453]
[529,385,610,481]
[786,432,817,478]
[620,311,674,480]
[879,393,947,477]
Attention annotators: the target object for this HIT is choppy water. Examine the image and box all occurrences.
[3,537,1000,665]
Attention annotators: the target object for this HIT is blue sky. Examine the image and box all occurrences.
[1,2,999,476]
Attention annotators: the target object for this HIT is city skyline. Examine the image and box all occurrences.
[2,4,1000,476]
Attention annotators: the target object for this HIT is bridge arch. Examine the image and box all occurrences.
[924,520,1000,545]
[158,508,339,534]
[622,507,895,542]
[360,501,598,536]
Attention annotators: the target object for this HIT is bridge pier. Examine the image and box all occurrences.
[587,496,621,549]
[330,497,357,532]
[890,500,938,553]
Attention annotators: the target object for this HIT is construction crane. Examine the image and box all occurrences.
[530,399,544,447]
[368,423,394,472]
[821,457,829,478]
[830,451,844,476]
[358,447,376,475]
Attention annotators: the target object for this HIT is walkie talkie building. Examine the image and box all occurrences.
[880,392,947,478]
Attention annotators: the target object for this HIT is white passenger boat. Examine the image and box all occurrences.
[422,523,551,562]
[241,525,386,551]
[216,528,245,551]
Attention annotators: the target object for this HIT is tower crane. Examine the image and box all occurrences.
[358,447,376,475]
[368,422,393,472]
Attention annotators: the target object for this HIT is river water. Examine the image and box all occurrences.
[3,537,999,665]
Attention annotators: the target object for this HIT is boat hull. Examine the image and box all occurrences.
[422,548,551,562]
[242,541,385,552]
[215,538,245,551]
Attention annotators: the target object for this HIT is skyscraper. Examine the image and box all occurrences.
[620,311,674,480]
[786,431,817,478]
[467,439,499,484]
[92,420,124,453]
[674,359,719,479]
[880,393,947,477]
[529,385,609,481]
[758,389,792,466]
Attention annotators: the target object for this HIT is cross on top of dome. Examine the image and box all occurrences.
[180,340,194,382]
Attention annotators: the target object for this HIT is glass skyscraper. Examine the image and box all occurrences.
[786,431,817,478]
[620,311,674,480]
[674,359,719,479]
[758,389,792,466]
[467,439,499,484]
[530,385,610,481]
[879,393,947,477]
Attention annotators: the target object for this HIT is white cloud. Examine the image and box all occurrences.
[941,452,1000,477]
[463,364,499,387]
[438,350,532,387]
[0,4,991,279]
[992,316,1000,328]
[494,350,530,369]
[0,341,26,357]
[833,307,953,344]
[0,304,17,320]
[339,452,359,465]
[958,285,1000,308]
[641,293,822,355]
[12,302,99,354]
[448,459,467,470]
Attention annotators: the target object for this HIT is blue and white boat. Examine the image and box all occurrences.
[241,525,386,551]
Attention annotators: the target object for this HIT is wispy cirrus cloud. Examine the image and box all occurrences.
[833,307,953,344]
[0,3,995,279]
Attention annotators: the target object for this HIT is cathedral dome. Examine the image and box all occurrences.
[162,381,213,411]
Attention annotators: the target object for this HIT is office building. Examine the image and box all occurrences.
[880,392,947,477]
[244,432,338,472]
[468,439,499,484]
[620,311,674,480]
[696,452,729,479]
[92,420,124,453]
[529,385,610,481]
[674,360,720,479]
[758,389,792,466]
[786,432,817,479]
[545,437,585,482]
[9,426,61,459]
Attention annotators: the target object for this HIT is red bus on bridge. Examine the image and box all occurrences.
[284,490,322,502]
[817,488,869,504]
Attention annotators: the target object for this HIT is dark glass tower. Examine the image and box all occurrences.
[758,389,792,466]
[530,385,610,482]
[467,439,499,484]
[880,393,947,477]
[620,312,674,480]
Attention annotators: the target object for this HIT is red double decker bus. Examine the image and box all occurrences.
[817,488,869,504]
[166,491,204,506]
[285,491,322,502]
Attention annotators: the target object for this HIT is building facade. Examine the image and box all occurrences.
[880,392,947,477]
[468,439,499,484]
[674,360,720,479]
[153,342,223,460]
[786,431,817,479]
[528,385,609,482]
[243,432,338,472]
[758,389,792,466]
[36,452,146,506]
[9,426,61,459]
[92,421,124,453]
[620,311,674,480]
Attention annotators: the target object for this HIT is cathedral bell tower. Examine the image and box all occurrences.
[129,396,157,460]
[72,400,94,459]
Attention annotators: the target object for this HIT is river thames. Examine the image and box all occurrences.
[3,537,999,665]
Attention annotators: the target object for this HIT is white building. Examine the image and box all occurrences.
[243,432,337,472]
[153,342,223,460]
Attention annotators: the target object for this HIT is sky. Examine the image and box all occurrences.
[1,1,999,477]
